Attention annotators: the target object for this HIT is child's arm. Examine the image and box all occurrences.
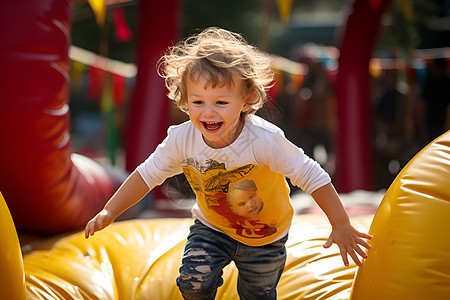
[311,182,372,266]
[84,170,150,239]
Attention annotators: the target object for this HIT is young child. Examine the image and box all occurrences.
[85,27,372,299]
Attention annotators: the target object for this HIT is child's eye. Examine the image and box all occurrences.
[217,101,228,105]
[192,100,203,105]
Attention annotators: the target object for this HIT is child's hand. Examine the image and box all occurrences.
[323,222,372,267]
[84,209,116,239]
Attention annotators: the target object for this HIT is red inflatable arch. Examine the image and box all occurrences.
[0,0,120,233]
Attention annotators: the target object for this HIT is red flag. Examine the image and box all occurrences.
[113,7,132,42]
[87,65,107,101]
[112,73,126,106]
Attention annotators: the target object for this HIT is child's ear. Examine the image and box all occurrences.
[242,93,256,112]
[242,102,251,112]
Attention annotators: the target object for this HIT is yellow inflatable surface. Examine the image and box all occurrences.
[0,192,26,300]
[21,215,371,300]
[351,131,450,299]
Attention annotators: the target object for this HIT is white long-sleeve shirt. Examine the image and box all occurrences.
[137,114,330,246]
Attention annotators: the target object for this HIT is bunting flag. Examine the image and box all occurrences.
[292,73,305,89]
[101,73,113,113]
[399,0,413,21]
[113,7,132,42]
[87,0,106,27]
[71,60,85,92]
[112,73,126,106]
[276,0,294,24]
[84,61,128,106]
[87,65,107,101]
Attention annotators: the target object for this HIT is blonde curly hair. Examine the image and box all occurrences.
[158,27,274,115]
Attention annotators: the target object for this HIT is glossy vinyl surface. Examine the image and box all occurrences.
[351,131,450,300]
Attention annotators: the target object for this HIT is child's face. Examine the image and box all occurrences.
[227,188,263,220]
[186,75,250,149]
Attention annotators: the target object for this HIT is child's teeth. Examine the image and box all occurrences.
[206,122,219,130]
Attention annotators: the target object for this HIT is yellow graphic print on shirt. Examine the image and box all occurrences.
[182,158,293,246]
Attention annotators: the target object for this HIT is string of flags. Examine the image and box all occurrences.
[269,44,450,101]
[71,1,135,165]
[69,44,135,166]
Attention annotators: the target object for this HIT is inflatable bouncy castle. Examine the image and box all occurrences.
[2,131,450,299]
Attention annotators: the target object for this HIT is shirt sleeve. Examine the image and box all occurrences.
[255,128,330,194]
[136,126,183,190]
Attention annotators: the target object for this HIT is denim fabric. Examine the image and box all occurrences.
[177,220,288,300]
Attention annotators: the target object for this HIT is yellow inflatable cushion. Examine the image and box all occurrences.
[0,192,26,300]
[351,131,450,299]
[22,215,372,300]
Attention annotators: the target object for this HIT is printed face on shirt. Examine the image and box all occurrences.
[186,74,250,149]
[227,180,263,220]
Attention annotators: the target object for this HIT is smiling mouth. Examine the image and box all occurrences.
[202,122,222,131]
[249,203,263,215]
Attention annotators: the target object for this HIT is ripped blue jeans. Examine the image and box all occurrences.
[177,220,287,300]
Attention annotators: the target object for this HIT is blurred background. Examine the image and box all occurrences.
[68,0,450,205]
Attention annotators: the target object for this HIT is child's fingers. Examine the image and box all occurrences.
[357,231,372,240]
[85,214,103,239]
[339,241,368,267]
[323,236,334,248]
[339,246,350,267]
[353,244,368,258]
[85,219,95,239]
[84,210,112,239]
[95,214,105,230]
[84,224,90,239]
[347,246,362,266]
[357,237,371,250]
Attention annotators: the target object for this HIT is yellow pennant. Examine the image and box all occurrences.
[399,0,413,21]
[101,74,114,113]
[87,0,106,27]
[276,0,293,24]
[71,60,85,92]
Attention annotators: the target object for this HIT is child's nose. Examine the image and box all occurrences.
[203,105,216,117]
